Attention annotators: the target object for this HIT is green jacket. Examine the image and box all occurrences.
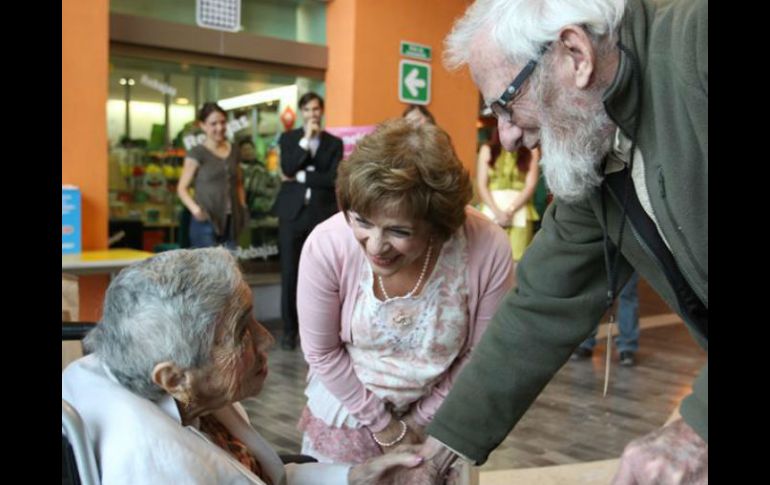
[427,0,707,463]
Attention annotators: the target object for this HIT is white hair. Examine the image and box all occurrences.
[84,248,248,400]
[444,0,627,68]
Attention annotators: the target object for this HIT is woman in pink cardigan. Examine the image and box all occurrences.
[296,118,514,464]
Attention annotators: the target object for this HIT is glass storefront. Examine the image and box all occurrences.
[107,54,324,269]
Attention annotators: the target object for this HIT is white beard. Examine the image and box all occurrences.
[536,76,615,204]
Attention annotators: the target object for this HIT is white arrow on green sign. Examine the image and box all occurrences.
[399,59,431,105]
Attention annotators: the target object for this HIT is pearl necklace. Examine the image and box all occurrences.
[378,242,434,301]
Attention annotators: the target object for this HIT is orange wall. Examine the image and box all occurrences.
[62,0,110,320]
[325,0,357,127]
[63,0,476,319]
[326,0,479,173]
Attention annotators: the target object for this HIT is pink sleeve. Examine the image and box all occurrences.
[297,227,392,432]
[411,221,514,426]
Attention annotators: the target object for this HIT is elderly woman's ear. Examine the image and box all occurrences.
[152,362,194,403]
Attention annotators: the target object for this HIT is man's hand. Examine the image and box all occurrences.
[304,120,321,139]
[612,419,707,484]
[348,447,424,485]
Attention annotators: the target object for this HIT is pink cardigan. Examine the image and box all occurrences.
[297,207,514,432]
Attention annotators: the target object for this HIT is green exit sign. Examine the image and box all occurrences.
[400,41,432,61]
[399,60,431,105]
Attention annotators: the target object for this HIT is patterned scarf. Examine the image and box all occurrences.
[198,413,273,485]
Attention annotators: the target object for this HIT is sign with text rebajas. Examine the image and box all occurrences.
[183,115,251,150]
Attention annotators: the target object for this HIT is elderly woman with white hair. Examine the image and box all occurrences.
[62,248,423,485]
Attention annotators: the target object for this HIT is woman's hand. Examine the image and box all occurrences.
[402,414,426,443]
[387,424,423,454]
[371,417,409,449]
[494,210,512,228]
[504,207,517,223]
[372,415,425,455]
[192,207,208,222]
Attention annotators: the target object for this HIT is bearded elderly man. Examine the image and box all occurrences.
[387,0,708,484]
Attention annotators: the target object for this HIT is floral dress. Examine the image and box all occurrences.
[298,230,470,464]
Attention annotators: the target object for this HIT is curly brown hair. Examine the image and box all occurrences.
[336,118,472,240]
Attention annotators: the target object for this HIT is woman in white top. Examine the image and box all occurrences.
[62,248,423,485]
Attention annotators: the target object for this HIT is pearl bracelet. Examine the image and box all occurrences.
[371,419,408,447]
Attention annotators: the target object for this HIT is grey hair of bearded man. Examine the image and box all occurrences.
[443,0,626,69]
[83,248,249,401]
[444,0,624,203]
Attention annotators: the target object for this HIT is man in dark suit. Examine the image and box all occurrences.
[272,92,343,350]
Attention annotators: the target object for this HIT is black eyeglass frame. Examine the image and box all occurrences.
[487,44,551,122]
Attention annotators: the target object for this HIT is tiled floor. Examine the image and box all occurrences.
[241,280,707,472]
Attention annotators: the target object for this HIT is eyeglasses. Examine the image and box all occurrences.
[486,59,539,123]
[486,44,551,123]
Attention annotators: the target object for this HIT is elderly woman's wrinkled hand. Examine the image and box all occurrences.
[348,447,425,485]
[371,438,462,485]
[367,453,444,485]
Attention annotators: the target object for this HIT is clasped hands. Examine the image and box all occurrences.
[347,413,458,485]
[493,204,520,228]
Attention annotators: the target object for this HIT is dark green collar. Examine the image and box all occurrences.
[602,0,655,140]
